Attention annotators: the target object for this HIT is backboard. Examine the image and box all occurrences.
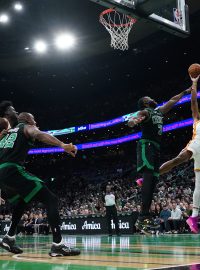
[90,0,190,37]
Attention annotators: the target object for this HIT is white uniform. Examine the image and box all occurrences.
[186,120,200,171]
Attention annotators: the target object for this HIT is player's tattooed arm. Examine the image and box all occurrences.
[24,125,77,157]
[127,110,148,127]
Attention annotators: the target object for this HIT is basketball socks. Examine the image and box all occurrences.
[6,234,16,239]
[192,207,199,218]
[52,239,63,246]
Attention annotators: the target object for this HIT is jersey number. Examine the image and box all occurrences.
[0,133,18,149]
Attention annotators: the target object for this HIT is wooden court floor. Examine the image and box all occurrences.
[1,234,200,270]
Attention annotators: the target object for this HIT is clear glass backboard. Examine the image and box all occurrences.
[90,0,190,37]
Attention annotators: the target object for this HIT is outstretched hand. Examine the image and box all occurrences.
[62,143,78,157]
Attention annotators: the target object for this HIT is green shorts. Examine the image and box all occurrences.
[0,162,44,204]
[137,139,160,177]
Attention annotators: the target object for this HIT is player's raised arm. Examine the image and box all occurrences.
[190,75,200,120]
[24,125,77,157]
[127,110,148,127]
[158,88,191,114]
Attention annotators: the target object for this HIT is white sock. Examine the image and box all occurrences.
[6,234,16,239]
[52,239,63,246]
[192,208,199,217]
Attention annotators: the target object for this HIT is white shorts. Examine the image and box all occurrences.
[186,139,200,170]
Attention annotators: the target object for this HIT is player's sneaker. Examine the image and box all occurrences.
[49,243,81,257]
[186,216,199,233]
[136,178,143,187]
[0,235,23,254]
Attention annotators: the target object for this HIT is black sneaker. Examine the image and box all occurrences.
[0,236,23,254]
[49,244,81,257]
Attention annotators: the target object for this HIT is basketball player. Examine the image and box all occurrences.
[159,75,200,233]
[0,102,81,256]
[128,88,191,231]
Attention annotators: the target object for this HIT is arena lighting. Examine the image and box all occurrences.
[55,34,75,50]
[28,118,193,154]
[0,14,9,24]
[34,40,48,53]
[14,2,23,11]
[46,91,200,136]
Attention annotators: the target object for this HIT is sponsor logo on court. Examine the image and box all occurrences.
[0,214,136,235]
[111,220,130,229]
[60,222,77,231]
[82,221,101,230]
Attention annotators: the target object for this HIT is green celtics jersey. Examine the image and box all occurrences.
[140,108,163,144]
[0,123,33,165]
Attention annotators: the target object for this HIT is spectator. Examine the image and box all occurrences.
[167,202,182,233]
[160,204,171,233]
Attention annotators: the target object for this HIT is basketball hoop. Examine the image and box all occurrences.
[99,9,136,51]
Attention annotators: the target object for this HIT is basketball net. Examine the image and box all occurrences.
[100,9,136,51]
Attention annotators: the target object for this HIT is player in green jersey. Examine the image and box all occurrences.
[128,89,191,232]
[0,101,80,257]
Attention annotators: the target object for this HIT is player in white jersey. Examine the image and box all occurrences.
[160,75,200,233]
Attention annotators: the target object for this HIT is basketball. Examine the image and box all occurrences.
[188,63,200,78]
[0,117,9,132]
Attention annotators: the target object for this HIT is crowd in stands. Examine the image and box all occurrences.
[0,152,195,234]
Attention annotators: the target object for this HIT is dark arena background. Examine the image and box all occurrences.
[0,0,200,269]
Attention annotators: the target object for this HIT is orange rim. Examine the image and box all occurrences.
[100,9,136,27]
